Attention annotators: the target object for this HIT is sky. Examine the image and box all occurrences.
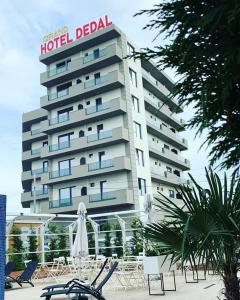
[0,0,212,213]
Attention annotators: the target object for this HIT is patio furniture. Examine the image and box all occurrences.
[5,261,15,289]
[42,258,109,292]
[8,260,38,287]
[184,260,207,283]
[41,261,118,300]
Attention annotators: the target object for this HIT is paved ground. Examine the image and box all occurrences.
[5,273,224,300]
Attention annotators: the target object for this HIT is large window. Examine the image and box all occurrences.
[58,159,74,176]
[138,178,146,196]
[58,132,74,148]
[127,42,134,56]
[136,149,144,166]
[129,68,138,87]
[59,186,75,206]
[133,121,142,139]
[132,95,140,112]
[57,107,73,123]
[169,189,175,198]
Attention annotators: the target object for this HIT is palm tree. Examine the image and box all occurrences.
[146,169,240,300]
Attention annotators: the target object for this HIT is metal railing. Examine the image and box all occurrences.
[85,101,111,115]
[87,130,112,143]
[31,168,48,175]
[31,188,48,196]
[84,75,108,89]
[49,114,70,125]
[83,48,107,64]
[49,198,72,208]
[49,140,71,152]
[31,148,41,155]
[49,168,71,179]
[89,191,116,203]
[48,88,69,101]
[88,159,113,171]
[48,64,68,77]
[31,128,41,135]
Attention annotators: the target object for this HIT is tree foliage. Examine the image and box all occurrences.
[130,218,144,255]
[27,227,38,261]
[134,1,240,170]
[10,226,25,270]
[102,222,112,257]
[114,224,123,258]
[145,169,240,300]
[87,222,95,255]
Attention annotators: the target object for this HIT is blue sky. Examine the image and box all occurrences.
[0,0,212,212]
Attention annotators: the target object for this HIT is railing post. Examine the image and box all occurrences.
[88,218,99,255]
[115,215,126,253]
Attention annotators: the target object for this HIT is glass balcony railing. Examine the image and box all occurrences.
[49,114,70,125]
[48,88,69,101]
[31,168,48,175]
[87,130,112,143]
[48,64,68,77]
[85,102,111,115]
[49,168,71,179]
[49,198,72,209]
[83,48,107,64]
[88,159,113,171]
[49,140,70,152]
[89,191,116,203]
[31,148,41,155]
[31,188,48,196]
[31,128,41,135]
[84,75,108,89]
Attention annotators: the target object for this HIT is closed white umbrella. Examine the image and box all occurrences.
[71,202,89,279]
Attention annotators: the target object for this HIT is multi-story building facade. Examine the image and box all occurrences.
[21,23,190,215]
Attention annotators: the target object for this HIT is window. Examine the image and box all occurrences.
[170,127,176,133]
[57,82,72,97]
[129,68,137,87]
[90,183,95,187]
[58,159,73,176]
[79,130,85,137]
[88,127,92,131]
[81,187,87,196]
[133,121,142,139]
[86,101,90,105]
[57,107,73,122]
[76,79,82,84]
[169,190,175,198]
[171,148,178,155]
[89,153,93,158]
[138,178,146,196]
[43,141,48,147]
[43,184,48,194]
[78,104,83,110]
[93,48,100,59]
[59,187,75,205]
[136,149,144,166]
[58,132,74,147]
[164,144,170,150]
[176,192,183,200]
[127,42,134,56]
[132,95,140,112]
[85,76,89,80]
[174,170,180,177]
[80,157,86,165]
[155,161,157,165]
[100,180,107,196]
[94,72,101,85]
[166,166,172,173]
[43,161,48,172]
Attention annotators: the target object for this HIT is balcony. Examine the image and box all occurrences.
[22,168,48,182]
[149,143,190,171]
[146,119,188,151]
[48,189,134,213]
[144,97,185,131]
[41,127,129,159]
[22,148,41,162]
[41,156,131,185]
[151,169,189,186]
[41,98,126,134]
[142,69,180,111]
[40,70,124,110]
[21,189,49,208]
[40,43,122,87]
[22,129,46,145]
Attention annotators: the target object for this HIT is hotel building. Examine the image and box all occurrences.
[21,23,190,214]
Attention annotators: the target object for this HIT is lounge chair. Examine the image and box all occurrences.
[9,260,38,287]
[41,261,118,300]
[5,261,16,289]
[42,258,108,292]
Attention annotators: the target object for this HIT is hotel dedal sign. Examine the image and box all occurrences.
[41,15,112,55]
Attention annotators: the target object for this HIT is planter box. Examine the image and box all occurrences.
[143,255,175,275]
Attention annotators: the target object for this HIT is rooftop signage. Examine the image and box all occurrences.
[40,15,112,55]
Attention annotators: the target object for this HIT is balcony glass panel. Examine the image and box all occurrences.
[85,102,111,115]
[31,168,47,175]
[84,75,108,89]
[49,168,71,179]
[89,191,116,203]
[31,188,48,196]
[31,148,41,155]
[48,88,69,101]
[88,159,113,171]
[49,114,70,125]
[49,198,72,208]
[49,140,70,152]
[31,128,41,135]
[48,64,68,77]
[87,130,112,143]
[83,48,107,64]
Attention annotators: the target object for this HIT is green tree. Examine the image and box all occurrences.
[45,224,59,262]
[102,222,112,257]
[87,222,95,255]
[130,218,144,256]
[27,227,38,261]
[114,224,123,258]
[57,227,69,259]
[134,1,240,170]
[10,226,25,270]
[145,169,240,300]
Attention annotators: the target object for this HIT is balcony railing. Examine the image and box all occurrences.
[48,88,69,101]
[31,148,41,155]
[31,128,41,135]
[87,130,112,143]
[83,48,107,64]
[84,75,108,89]
[49,114,70,125]
[49,168,71,179]
[88,159,113,171]
[89,191,116,203]
[31,188,48,196]
[49,140,70,152]
[85,102,111,115]
[48,64,68,77]
[49,198,72,209]
[31,168,48,175]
